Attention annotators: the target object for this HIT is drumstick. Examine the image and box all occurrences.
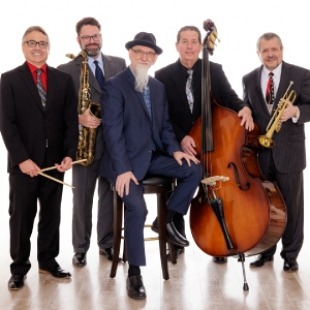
[38,171,74,188]
[40,159,87,172]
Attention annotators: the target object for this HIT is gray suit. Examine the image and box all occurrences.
[242,61,310,259]
[58,53,126,253]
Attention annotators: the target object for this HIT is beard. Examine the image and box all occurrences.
[84,43,101,57]
[133,64,149,92]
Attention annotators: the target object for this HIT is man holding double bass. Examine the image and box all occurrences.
[155,25,254,262]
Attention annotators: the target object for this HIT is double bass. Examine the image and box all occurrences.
[189,20,287,290]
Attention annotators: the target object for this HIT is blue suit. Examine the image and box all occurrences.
[100,67,202,266]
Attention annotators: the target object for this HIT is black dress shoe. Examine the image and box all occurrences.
[213,256,227,264]
[167,246,185,262]
[72,253,87,267]
[151,219,159,233]
[126,275,146,300]
[99,247,114,260]
[166,222,189,247]
[39,266,71,278]
[250,254,273,268]
[8,275,26,290]
[283,258,299,272]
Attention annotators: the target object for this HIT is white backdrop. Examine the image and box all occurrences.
[0,0,310,212]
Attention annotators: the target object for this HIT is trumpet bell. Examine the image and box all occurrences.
[258,135,274,148]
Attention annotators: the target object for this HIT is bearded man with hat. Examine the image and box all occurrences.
[100,32,202,300]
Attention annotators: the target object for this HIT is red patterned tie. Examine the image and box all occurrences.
[265,72,274,105]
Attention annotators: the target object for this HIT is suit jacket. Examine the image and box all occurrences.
[242,61,310,174]
[0,62,78,173]
[100,67,181,182]
[155,58,247,143]
[58,53,126,160]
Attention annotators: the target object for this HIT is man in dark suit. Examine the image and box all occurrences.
[155,25,254,262]
[58,17,126,267]
[0,26,78,290]
[101,32,202,300]
[242,32,310,272]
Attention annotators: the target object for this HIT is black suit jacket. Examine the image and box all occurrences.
[242,61,310,174]
[155,59,247,143]
[0,62,78,173]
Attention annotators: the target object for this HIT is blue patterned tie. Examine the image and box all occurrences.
[94,60,105,90]
[186,69,194,113]
[143,86,152,119]
[36,69,47,109]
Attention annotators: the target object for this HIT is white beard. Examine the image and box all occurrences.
[134,65,149,92]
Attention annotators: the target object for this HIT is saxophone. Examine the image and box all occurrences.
[66,51,101,166]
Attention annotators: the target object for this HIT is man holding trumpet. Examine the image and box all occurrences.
[0,26,78,290]
[242,32,310,272]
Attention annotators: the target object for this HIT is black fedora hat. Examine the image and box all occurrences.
[125,32,163,55]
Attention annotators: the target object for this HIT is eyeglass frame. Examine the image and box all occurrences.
[131,48,157,58]
[79,34,102,42]
[23,40,49,48]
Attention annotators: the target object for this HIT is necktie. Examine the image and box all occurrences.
[143,86,152,118]
[186,69,194,113]
[265,72,275,105]
[94,60,105,90]
[36,69,47,109]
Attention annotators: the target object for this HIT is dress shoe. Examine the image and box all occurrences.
[213,256,227,264]
[39,265,71,278]
[99,247,114,260]
[283,258,299,272]
[8,275,26,290]
[167,246,185,262]
[166,222,189,247]
[250,254,273,268]
[126,275,146,300]
[72,252,87,267]
[151,219,159,233]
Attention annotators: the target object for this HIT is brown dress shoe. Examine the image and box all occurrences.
[250,254,273,267]
[283,258,298,272]
[8,275,26,290]
[126,275,146,300]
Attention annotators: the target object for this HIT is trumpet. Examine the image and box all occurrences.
[258,81,296,148]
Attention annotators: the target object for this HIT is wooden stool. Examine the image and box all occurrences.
[110,176,176,280]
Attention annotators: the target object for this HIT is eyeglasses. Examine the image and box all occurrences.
[131,49,156,58]
[23,40,49,48]
[79,34,101,42]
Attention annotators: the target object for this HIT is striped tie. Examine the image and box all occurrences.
[36,69,47,109]
[186,69,194,113]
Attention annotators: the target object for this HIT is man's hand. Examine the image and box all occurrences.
[79,109,101,129]
[280,101,299,122]
[116,171,139,197]
[173,151,200,166]
[238,106,254,131]
[181,135,197,156]
[19,159,40,177]
[55,156,73,172]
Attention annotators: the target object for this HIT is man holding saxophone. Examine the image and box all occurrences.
[58,17,126,266]
[242,32,310,272]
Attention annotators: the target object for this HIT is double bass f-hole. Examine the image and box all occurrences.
[227,162,250,191]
